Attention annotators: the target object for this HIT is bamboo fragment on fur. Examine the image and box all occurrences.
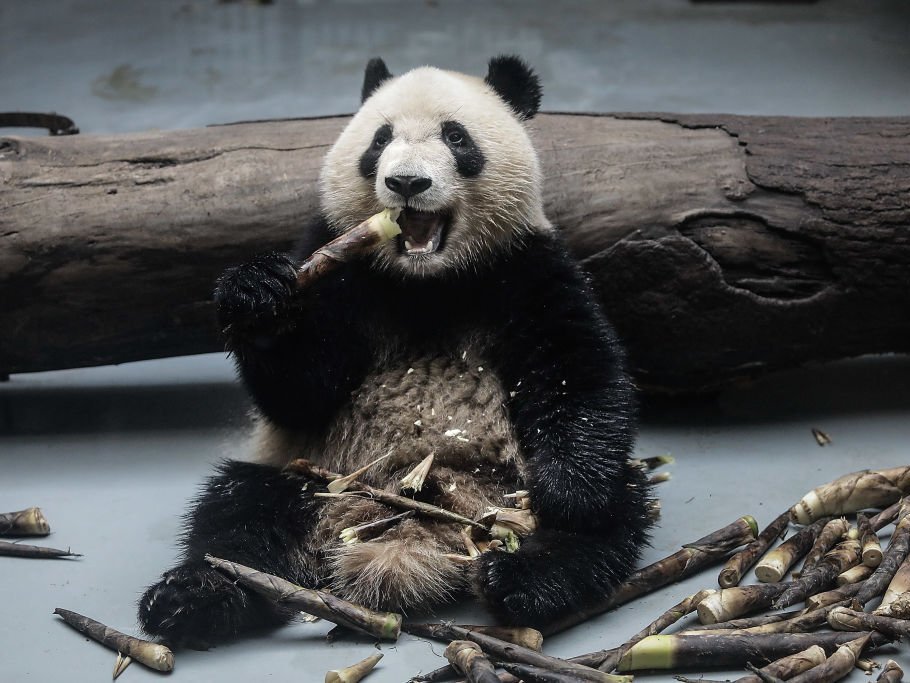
[296,208,401,289]
[719,510,790,588]
[205,555,401,640]
[340,510,414,544]
[325,653,383,683]
[328,453,391,494]
[400,453,435,493]
[791,466,910,524]
[53,608,174,672]
[445,641,501,683]
[0,539,80,559]
[544,515,758,635]
[0,507,50,537]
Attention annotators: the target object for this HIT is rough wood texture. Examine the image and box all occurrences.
[2,113,908,391]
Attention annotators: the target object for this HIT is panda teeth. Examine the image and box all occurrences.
[405,239,436,255]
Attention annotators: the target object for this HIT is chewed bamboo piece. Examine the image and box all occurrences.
[858,513,884,567]
[0,539,80,559]
[544,516,758,635]
[732,645,827,683]
[327,453,390,494]
[773,538,862,609]
[877,660,904,683]
[53,608,173,673]
[296,208,401,289]
[758,633,871,683]
[205,555,401,640]
[798,518,847,575]
[827,606,910,640]
[112,653,132,680]
[719,511,790,588]
[325,653,383,683]
[874,553,910,615]
[444,641,500,683]
[755,518,829,583]
[400,453,435,493]
[837,563,872,585]
[791,466,910,524]
[0,507,50,536]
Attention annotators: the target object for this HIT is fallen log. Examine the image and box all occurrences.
[2,113,909,391]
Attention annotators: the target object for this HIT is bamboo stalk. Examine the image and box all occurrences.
[870,501,903,532]
[405,623,630,683]
[0,507,50,537]
[798,518,848,575]
[827,606,910,640]
[0,540,80,559]
[296,208,401,289]
[205,555,401,640]
[544,516,758,635]
[339,510,414,544]
[697,583,790,624]
[773,538,862,609]
[720,511,791,588]
[756,518,830,583]
[678,610,803,634]
[732,645,827,683]
[53,608,173,672]
[778,633,871,683]
[877,660,904,683]
[498,661,586,683]
[837,563,873,585]
[445,641,501,683]
[855,510,910,607]
[792,467,910,524]
[874,554,910,615]
[457,626,544,652]
[325,653,383,683]
[805,581,864,610]
[615,631,885,672]
[859,513,884,567]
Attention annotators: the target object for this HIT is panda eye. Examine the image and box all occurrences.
[373,135,390,149]
[446,130,465,145]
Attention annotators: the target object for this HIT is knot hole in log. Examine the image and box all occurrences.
[0,139,22,160]
[677,212,833,301]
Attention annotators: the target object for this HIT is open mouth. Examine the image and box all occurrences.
[396,208,449,256]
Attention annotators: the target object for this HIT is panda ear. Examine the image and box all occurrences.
[484,55,542,120]
[362,57,392,103]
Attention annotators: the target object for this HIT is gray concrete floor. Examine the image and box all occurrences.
[2,1,910,681]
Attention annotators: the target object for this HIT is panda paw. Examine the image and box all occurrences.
[138,561,269,648]
[214,252,299,336]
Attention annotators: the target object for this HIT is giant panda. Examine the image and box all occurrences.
[139,56,654,647]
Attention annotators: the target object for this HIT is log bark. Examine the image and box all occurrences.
[2,113,908,391]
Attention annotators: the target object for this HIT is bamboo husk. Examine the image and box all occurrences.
[0,507,50,537]
[340,510,414,544]
[205,555,401,640]
[400,453,435,493]
[112,653,132,680]
[798,518,848,575]
[487,507,538,538]
[53,608,173,672]
[858,513,884,567]
[773,538,862,609]
[296,208,401,289]
[855,510,910,607]
[732,645,828,683]
[805,581,864,610]
[874,554,910,615]
[884,592,910,619]
[545,516,758,635]
[756,518,830,583]
[0,540,80,559]
[405,623,630,683]
[445,641,500,683]
[697,584,790,624]
[877,660,904,683]
[288,459,490,532]
[856,658,880,673]
[593,589,715,672]
[720,511,791,588]
[615,631,885,672]
[792,467,910,525]
[827,606,910,640]
[498,661,586,683]
[325,653,383,683]
[327,454,391,494]
[781,634,871,683]
[837,564,873,585]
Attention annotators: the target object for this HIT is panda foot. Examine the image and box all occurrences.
[138,561,277,648]
[213,252,299,334]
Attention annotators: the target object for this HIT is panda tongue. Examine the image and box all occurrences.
[400,209,441,246]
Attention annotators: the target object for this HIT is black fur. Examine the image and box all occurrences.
[138,461,324,647]
[358,124,392,179]
[484,55,542,120]
[441,120,486,177]
[140,225,653,643]
[361,57,392,103]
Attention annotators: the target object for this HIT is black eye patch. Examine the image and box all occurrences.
[359,124,392,178]
[441,121,485,177]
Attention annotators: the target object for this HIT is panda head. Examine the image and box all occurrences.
[319,56,547,278]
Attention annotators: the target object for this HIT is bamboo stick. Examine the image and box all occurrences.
[54,608,173,672]
[792,467,910,524]
[720,511,790,588]
[339,510,414,544]
[855,510,910,607]
[827,606,910,640]
[0,507,50,537]
[732,645,827,683]
[0,540,80,559]
[773,538,862,609]
[798,518,848,575]
[805,581,864,610]
[325,653,383,683]
[874,554,910,615]
[756,518,830,583]
[445,641,500,683]
[836,563,872,586]
[859,513,884,567]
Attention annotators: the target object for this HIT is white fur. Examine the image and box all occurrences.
[320,67,550,278]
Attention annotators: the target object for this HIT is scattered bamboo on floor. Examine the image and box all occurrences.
[296,208,401,289]
[400,453,435,493]
[792,467,910,524]
[877,660,904,683]
[756,518,830,583]
[799,518,849,575]
[773,538,862,609]
[874,554,910,615]
[0,507,50,537]
[544,516,759,635]
[405,622,629,683]
[719,511,791,588]
[445,641,500,683]
[614,631,885,672]
[0,540,80,559]
[339,510,414,544]
[112,653,132,680]
[498,661,587,683]
[205,555,401,640]
[770,633,871,683]
[53,608,173,673]
[457,625,544,651]
[859,513,884,567]
[837,563,873,586]
[697,584,790,624]
[855,511,910,607]
[805,581,864,610]
[325,653,383,683]
[678,610,803,634]
[828,606,910,640]
[740,600,852,635]
[732,645,827,683]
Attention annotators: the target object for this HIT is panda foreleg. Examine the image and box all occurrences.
[138,460,323,647]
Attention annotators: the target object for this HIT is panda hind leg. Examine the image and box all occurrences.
[138,460,323,648]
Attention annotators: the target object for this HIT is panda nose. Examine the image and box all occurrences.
[385,175,432,199]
